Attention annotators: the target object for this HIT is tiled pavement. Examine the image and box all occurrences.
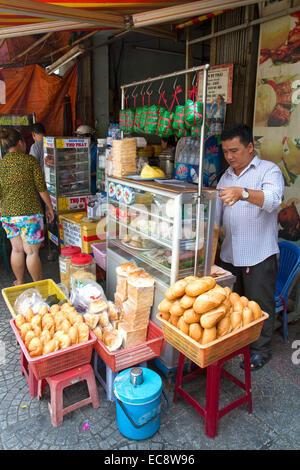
[0,245,299,451]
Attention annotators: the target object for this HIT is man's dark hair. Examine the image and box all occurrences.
[221,124,253,147]
[31,123,46,135]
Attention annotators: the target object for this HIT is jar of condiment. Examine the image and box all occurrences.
[59,246,81,292]
[70,253,96,290]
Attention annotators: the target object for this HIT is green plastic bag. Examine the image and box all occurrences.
[156,110,174,137]
[126,108,135,133]
[119,109,127,132]
[176,128,191,138]
[144,105,159,135]
[139,105,149,133]
[184,99,203,127]
[172,105,186,130]
[133,107,142,133]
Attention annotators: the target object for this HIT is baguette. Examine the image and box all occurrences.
[201,327,217,345]
[159,311,170,321]
[200,304,227,329]
[169,300,185,317]
[242,306,254,326]
[169,314,179,327]
[182,308,201,324]
[193,285,227,314]
[189,323,203,342]
[240,296,249,307]
[165,279,187,300]
[230,300,243,330]
[248,301,262,320]
[158,298,173,313]
[216,313,232,337]
[229,292,240,305]
[185,276,216,297]
[179,294,195,309]
[177,316,189,335]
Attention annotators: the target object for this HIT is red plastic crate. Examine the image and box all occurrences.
[10,319,96,380]
[94,320,164,372]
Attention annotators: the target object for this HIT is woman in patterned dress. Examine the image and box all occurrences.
[0,127,54,285]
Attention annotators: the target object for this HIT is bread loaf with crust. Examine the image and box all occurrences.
[200,304,227,329]
[185,276,216,297]
[193,285,227,314]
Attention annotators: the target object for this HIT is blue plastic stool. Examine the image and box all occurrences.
[275,241,300,342]
[93,352,147,402]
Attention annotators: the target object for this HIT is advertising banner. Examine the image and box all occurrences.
[253,13,300,246]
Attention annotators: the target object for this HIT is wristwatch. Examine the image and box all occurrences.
[241,188,250,200]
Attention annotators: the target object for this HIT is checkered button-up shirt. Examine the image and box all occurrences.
[215,156,284,267]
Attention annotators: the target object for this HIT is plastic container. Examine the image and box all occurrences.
[113,367,165,440]
[70,253,96,290]
[59,246,81,292]
[10,318,96,380]
[2,279,67,318]
[94,321,164,372]
[91,242,107,270]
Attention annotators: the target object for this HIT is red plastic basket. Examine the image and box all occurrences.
[94,320,164,372]
[91,242,107,270]
[10,319,96,380]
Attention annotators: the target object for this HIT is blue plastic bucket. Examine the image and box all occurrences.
[113,367,168,440]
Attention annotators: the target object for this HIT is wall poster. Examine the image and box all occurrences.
[253,13,300,246]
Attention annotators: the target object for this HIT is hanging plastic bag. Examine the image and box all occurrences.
[176,128,191,138]
[173,105,186,130]
[119,108,127,131]
[139,105,149,133]
[126,108,135,133]
[133,107,142,133]
[144,105,159,134]
[184,85,203,127]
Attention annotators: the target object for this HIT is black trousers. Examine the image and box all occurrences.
[220,254,278,359]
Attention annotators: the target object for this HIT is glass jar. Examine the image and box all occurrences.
[70,253,96,290]
[59,246,81,292]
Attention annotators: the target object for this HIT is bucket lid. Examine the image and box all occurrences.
[61,246,81,256]
[71,253,93,265]
[113,367,162,405]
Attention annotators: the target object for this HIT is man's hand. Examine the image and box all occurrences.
[218,187,243,206]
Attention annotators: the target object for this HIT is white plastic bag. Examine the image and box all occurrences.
[70,280,106,313]
[14,289,48,315]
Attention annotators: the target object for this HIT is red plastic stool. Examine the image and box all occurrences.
[46,364,100,427]
[20,350,47,398]
[173,345,252,438]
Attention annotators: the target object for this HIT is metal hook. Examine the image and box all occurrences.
[173,77,178,90]
[192,73,197,87]
[146,82,153,95]
[131,86,137,98]
[158,80,165,95]
[140,84,146,96]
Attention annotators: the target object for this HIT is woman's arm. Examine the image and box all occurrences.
[39,190,55,223]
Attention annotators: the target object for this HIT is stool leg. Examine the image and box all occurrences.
[48,382,64,427]
[106,365,117,402]
[243,347,252,414]
[205,362,222,439]
[85,367,100,409]
[174,353,185,403]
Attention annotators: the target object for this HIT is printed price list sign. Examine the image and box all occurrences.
[62,219,82,249]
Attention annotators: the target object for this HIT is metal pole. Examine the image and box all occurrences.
[194,63,209,275]
[120,64,210,91]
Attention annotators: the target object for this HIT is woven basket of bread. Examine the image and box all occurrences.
[156,312,268,368]
[156,275,269,368]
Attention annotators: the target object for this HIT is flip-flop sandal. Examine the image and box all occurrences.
[240,353,272,371]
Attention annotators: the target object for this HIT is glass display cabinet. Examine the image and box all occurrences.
[43,136,91,248]
[106,176,217,370]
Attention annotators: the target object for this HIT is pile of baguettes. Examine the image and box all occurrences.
[157,276,262,345]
